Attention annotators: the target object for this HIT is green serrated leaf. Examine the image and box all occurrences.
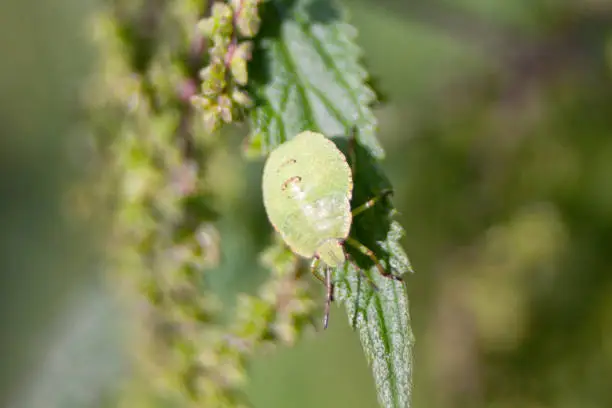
[333,136,414,408]
[247,0,383,159]
[246,1,414,407]
[334,221,413,408]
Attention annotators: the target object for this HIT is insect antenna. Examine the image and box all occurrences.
[323,266,334,329]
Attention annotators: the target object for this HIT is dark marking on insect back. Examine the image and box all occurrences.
[277,158,297,173]
[281,176,302,191]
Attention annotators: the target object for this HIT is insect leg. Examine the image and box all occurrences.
[352,189,393,217]
[345,236,403,281]
[346,254,380,292]
[310,257,324,284]
[323,266,334,330]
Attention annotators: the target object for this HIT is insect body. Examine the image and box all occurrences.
[262,131,402,328]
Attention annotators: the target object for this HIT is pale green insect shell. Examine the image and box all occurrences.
[262,131,353,268]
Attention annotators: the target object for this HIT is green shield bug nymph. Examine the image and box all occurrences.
[262,131,402,329]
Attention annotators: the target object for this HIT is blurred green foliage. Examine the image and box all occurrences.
[0,0,98,406]
[4,0,612,407]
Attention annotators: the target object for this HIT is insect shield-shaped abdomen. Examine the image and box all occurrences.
[263,131,403,329]
[262,132,353,261]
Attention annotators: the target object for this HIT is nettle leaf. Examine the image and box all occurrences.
[246,0,382,159]
[334,136,415,408]
[246,1,414,408]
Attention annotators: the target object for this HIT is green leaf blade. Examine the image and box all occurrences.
[335,221,414,408]
[247,1,414,407]
[248,0,383,158]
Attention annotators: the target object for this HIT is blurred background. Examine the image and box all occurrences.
[2,0,612,407]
